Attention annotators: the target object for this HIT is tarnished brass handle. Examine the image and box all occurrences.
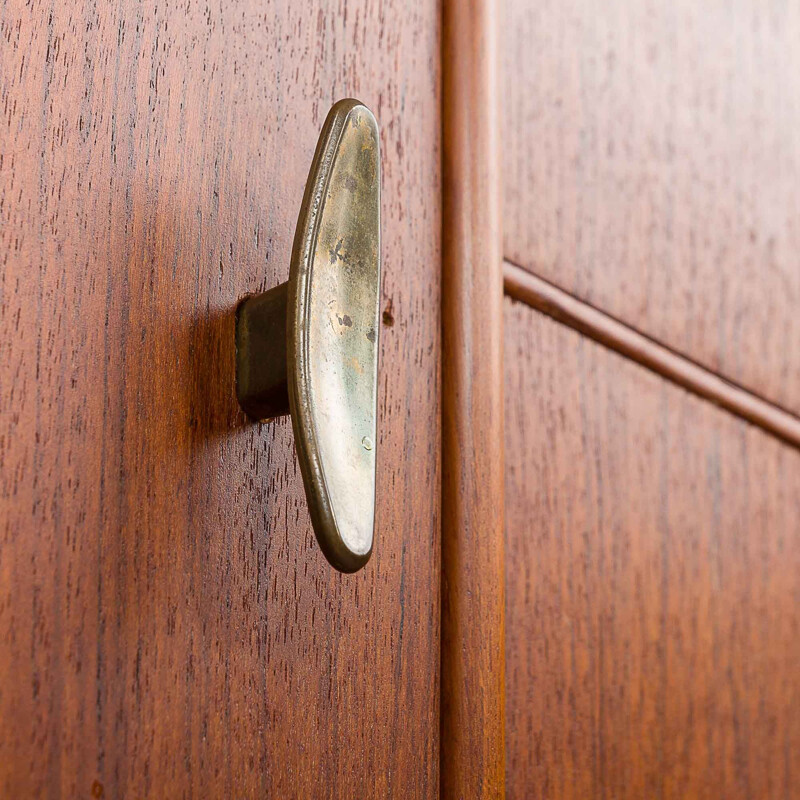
[235,99,381,573]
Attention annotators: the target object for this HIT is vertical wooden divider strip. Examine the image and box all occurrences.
[441,0,505,795]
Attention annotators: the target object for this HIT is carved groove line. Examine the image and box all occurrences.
[504,260,800,449]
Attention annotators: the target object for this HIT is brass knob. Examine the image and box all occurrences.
[235,99,381,573]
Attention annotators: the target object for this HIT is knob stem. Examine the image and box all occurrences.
[235,281,290,420]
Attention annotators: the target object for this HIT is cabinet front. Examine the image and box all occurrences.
[0,2,441,796]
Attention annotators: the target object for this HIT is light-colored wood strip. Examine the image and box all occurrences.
[441,0,506,795]
[504,260,800,449]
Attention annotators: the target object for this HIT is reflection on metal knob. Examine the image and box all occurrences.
[235,99,381,574]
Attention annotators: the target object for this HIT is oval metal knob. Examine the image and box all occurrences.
[235,99,381,573]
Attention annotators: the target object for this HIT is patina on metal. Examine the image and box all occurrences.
[235,99,381,573]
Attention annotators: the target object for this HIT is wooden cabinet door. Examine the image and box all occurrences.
[499,1,800,797]
[0,2,440,797]
[504,300,800,798]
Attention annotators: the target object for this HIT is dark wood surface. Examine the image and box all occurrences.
[504,298,800,799]
[502,0,800,415]
[441,0,505,795]
[0,1,441,796]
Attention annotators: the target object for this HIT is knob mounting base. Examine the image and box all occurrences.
[235,282,290,421]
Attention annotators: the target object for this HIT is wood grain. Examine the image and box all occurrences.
[504,261,800,448]
[502,0,800,415]
[504,298,800,799]
[441,0,505,795]
[0,0,441,796]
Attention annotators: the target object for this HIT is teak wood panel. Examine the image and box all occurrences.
[0,0,441,797]
[504,299,800,799]
[502,0,800,415]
